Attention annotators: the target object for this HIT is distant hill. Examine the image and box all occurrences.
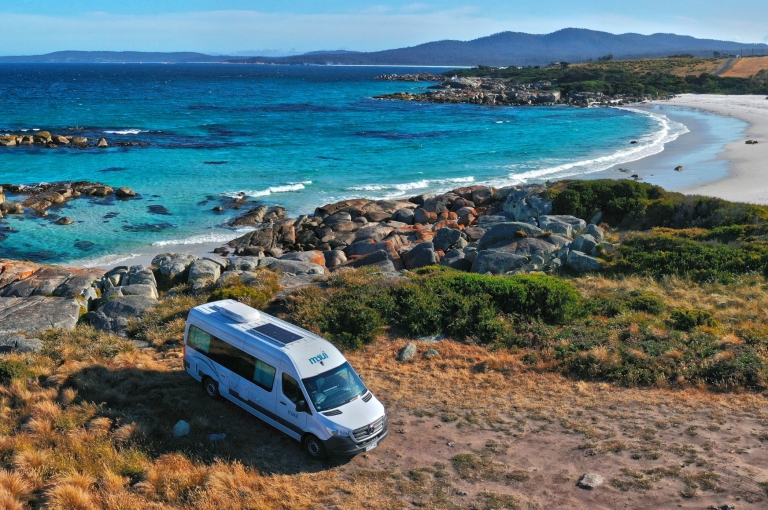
[227,28,768,66]
[0,51,236,63]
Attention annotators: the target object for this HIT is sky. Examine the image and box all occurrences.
[0,1,766,56]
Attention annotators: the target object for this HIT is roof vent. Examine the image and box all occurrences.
[213,300,261,323]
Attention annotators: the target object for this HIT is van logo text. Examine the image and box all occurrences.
[309,351,329,365]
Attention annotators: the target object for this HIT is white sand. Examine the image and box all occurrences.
[653,94,768,203]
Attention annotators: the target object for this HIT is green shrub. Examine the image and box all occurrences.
[700,349,767,390]
[208,270,281,310]
[285,269,395,350]
[548,180,664,227]
[670,309,717,332]
[0,359,34,384]
[626,292,666,315]
[547,180,768,230]
[587,294,626,317]
[614,235,768,282]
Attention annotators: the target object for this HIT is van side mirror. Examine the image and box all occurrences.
[296,400,307,413]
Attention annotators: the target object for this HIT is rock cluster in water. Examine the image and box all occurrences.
[0,181,136,219]
[0,130,148,149]
[375,76,661,107]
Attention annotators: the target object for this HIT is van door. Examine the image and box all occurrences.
[240,357,278,419]
[276,369,308,435]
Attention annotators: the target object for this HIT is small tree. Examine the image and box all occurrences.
[713,51,721,58]
[598,54,614,61]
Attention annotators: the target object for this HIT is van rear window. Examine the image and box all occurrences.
[188,326,212,353]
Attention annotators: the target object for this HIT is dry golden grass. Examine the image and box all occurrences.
[572,57,723,77]
[721,56,768,77]
[571,273,768,327]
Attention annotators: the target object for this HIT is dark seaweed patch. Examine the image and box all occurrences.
[147,205,171,215]
[74,240,95,251]
[203,161,228,165]
[97,167,127,173]
[122,222,175,232]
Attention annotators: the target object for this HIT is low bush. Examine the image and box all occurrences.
[614,235,768,282]
[207,269,281,310]
[0,359,33,384]
[285,269,581,348]
[670,309,717,332]
[546,180,768,230]
[626,292,665,315]
[284,268,395,350]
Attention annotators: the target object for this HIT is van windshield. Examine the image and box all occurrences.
[302,362,367,412]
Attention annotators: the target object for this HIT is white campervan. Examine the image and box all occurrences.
[183,299,388,459]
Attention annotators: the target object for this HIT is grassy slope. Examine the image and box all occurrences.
[2,180,768,507]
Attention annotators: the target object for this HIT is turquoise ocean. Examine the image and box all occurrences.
[0,65,686,265]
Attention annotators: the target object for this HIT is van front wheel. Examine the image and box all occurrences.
[303,434,327,460]
[202,377,220,399]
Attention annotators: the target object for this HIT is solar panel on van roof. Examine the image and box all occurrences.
[252,323,303,344]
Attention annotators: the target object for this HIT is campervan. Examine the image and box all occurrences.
[183,299,388,459]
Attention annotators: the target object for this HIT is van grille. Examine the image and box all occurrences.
[362,392,372,402]
[353,417,384,441]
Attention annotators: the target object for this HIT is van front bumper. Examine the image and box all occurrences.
[323,421,389,457]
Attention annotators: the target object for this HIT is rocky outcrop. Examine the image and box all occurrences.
[85,295,158,336]
[375,76,653,108]
[0,180,136,216]
[0,259,107,350]
[216,183,617,277]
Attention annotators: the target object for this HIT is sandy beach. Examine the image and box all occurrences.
[631,95,768,204]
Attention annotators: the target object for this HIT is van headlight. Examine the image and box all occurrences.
[325,426,349,438]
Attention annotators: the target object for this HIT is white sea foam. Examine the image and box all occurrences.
[347,177,475,197]
[103,129,147,135]
[492,109,689,187]
[79,253,142,268]
[220,182,309,198]
[151,232,246,247]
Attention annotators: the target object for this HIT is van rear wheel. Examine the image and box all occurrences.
[303,434,327,460]
[202,377,220,399]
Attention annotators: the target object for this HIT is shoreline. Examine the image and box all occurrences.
[653,95,768,204]
[62,95,767,269]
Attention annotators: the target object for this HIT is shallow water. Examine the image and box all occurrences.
[0,64,671,264]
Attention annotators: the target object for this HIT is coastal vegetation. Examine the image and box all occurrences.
[449,57,768,96]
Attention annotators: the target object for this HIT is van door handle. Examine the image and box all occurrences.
[280,401,287,405]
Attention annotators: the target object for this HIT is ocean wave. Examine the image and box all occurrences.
[220,182,310,198]
[151,232,241,247]
[103,129,147,135]
[496,109,689,186]
[346,177,475,199]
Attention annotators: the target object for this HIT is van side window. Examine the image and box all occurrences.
[282,373,302,404]
[188,326,276,392]
[254,360,276,391]
[187,326,212,353]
